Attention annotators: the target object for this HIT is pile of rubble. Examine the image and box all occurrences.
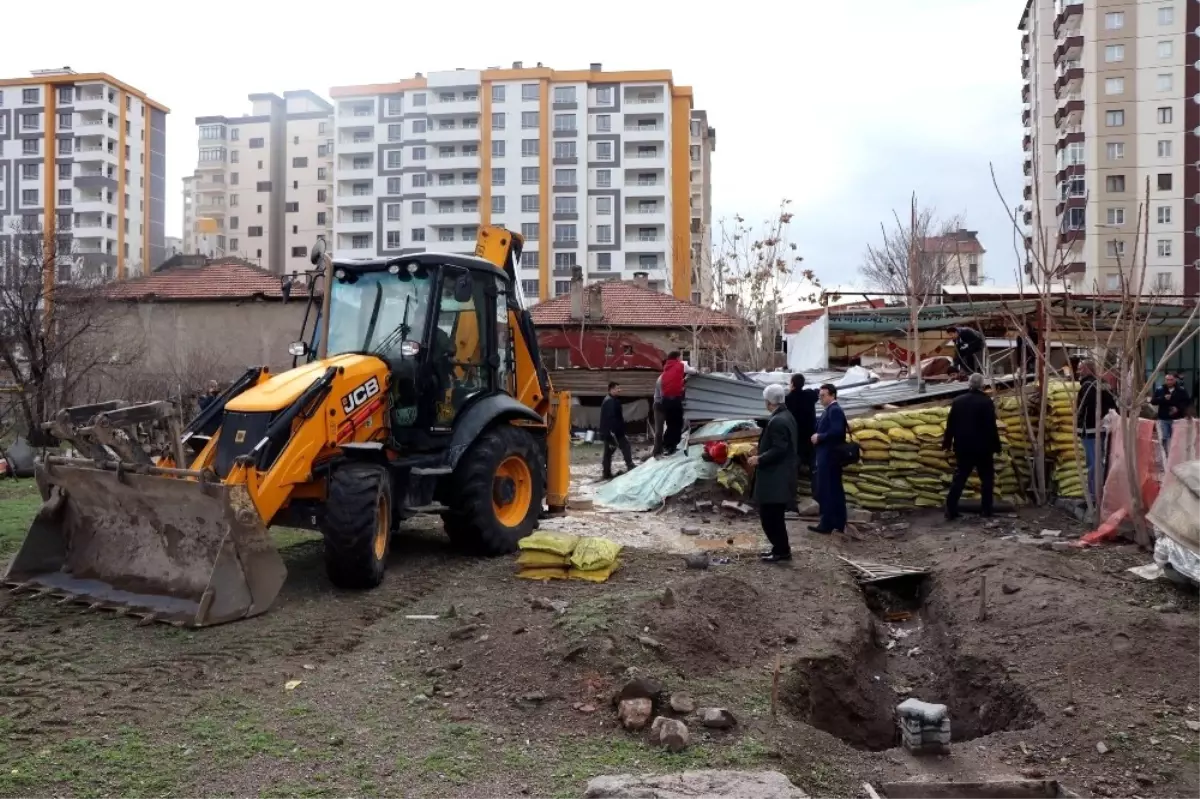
[612,676,736,753]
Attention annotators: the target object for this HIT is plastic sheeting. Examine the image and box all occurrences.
[1154,535,1200,586]
[785,313,829,372]
[593,419,755,511]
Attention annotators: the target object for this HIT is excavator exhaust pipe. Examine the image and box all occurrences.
[3,458,286,627]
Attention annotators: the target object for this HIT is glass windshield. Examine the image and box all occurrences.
[326,270,433,357]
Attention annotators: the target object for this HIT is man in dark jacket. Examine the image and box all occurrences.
[1076,361,1117,501]
[599,381,634,479]
[197,380,221,412]
[810,383,848,534]
[946,325,985,377]
[1151,372,1190,456]
[659,352,688,455]
[786,373,819,475]
[942,373,1002,519]
[749,384,799,562]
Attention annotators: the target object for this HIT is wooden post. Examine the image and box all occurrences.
[977,575,988,621]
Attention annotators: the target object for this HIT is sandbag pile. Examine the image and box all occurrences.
[515,531,622,582]
[1044,380,1086,499]
[996,396,1035,493]
[841,403,1025,511]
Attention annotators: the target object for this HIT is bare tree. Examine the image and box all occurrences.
[0,220,140,444]
[860,201,968,298]
[711,199,808,372]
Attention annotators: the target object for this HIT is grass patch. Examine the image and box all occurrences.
[0,479,41,560]
[0,726,184,798]
[272,527,321,551]
[415,723,487,786]
[555,591,656,642]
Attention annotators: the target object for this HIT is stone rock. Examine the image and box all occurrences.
[669,693,696,714]
[694,500,714,512]
[659,587,676,607]
[649,716,690,753]
[847,508,873,524]
[530,597,568,614]
[1095,741,1110,755]
[618,698,653,731]
[1185,720,1200,732]
[699,707,737,729]
[1153,602,1180,614]
[1051,541,1074,552]
[585,770,808,799]
[681,526,702,536]
[1001,583,1021,595]
[684,553,710,570]
[796,498,820,517]
[638,635,664,650]
[449,624,480,640]
[615,676,663,705]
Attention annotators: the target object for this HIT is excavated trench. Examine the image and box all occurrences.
[786,575,1042,752]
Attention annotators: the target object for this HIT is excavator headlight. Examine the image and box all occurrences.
[334,268,347,280]
[388,264,401,274]
[288,341,310,357]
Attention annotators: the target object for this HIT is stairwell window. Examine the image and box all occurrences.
[1158,41,1174,59]
[1158,140,1173,158]
[1157,74,1174,92]
[1104,11,1124,29]
[1159,6,1175,25]
[1106,142,1124,160]
[1106,175,1126,192]
[1105,44,1125,63]
[1104,77,1124,95]
[1106,240,1126,258]
[1105,110,1125,127]
[1157,107,1173,125]
[1106,208,1125,226]
[1158,206,1172,224]
[1157,239,1173,257]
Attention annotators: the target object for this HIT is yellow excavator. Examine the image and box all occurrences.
[4,226,571,626]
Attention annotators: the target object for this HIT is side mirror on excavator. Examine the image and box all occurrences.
[310,237,327,266]
[453,273,474,303]
[288,342,310,357]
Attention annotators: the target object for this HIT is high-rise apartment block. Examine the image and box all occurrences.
[186,90,333,274]
[0,68,167,279]
[1019,0,1198,296]
[329,62,712,302]
[688,110,716,305]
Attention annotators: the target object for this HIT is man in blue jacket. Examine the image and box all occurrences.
[810,383,848,534]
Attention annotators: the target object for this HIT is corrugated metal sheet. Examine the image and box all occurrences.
[547,368,659,397]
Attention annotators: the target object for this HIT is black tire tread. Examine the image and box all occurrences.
[443,425,545,555]
[321,463,390,589]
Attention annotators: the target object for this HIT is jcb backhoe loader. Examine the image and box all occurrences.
[3,227,571,626]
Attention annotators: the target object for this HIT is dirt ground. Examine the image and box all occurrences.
[1,448,1198,798]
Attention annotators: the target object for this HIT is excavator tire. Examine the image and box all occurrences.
[444,425,545,555]
[321,463,392,589]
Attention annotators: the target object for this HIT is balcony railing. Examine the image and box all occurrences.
[626,97,665,105]
[625,124,663,131]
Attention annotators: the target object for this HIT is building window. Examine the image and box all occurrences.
[383,177,399,195]
[596,115,611,132]
[257,181,272,191]
[1106,208,1125,226]
[412,201,425,214]
[248,226,263,237]
[1106,142,1124,160]
[317,167,328,180]
[285,201,299,212]
[596,87,613,105]
[22,139,38,155]
[521,251,539,269]
[351,234,370,249]
[521,222,539,240]
[491,111,506,132]
[411,174,426,189]
[554,253,576,269]
[1158,107,1173,124]
[555,168,576,186]
[521,195,539,213]
[491,195,505,214]
[1157,206,1172,224]
[1157,74,1174,92]
[386,203,401,220]
[317,212,327,226]
[1104,11,1124,29]
[1158,40,1173,59]
[20,189,37,206]
[553,113,576,131]
[438,228,455,242]
[492,140,505,158]
[521,166,539,185]
[554,86,576,104]
[1104,77,1124,95]
[1067,207,1085,229]
[387,124,403,142]
[596,141,613,160]
[555,224,576,243]
[1158,173,1173,190]
[489,167,504,187]
[20,163,37,180]
[554,281,571,297]
[387,150,402,169]
[1157,239,1172,257]
[596,169,611,188]
[1105,44,1125,62]
[22,87,39,104]
[639,254,657,269]
[291,246,307,257]
[521,84,539,101]
[596,196,612,215]
[412,119,427,135]
[554,196,576,213]
[555,141,576,158]
[1159,5,1175,25]
[1106,175,1126,192]
[386,231,401,249]
[521,111,539,129]
[1105,110,1125,127]
[521,279,539,296]
[411,228,425,241]
[521,139,539,157]
[492,84,505,103]
[412,93,426,107]
[249,137,264,148]
[1106,240,1126,258]
[230,216,240,229]
[596,224,612,243]
[1158,140,1173,158]
[57,188,70,206]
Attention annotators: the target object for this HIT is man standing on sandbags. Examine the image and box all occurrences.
[810,383,848,534]
[748,384,799,562]
[942,373,1003,520]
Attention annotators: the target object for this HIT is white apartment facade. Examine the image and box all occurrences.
[1019,0,1199,297]
[0,67,168,279]
[329,62,711,303]
[188,90,333,275]
[689,110,716,305]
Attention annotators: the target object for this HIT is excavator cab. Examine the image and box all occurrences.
[4,227,570,627]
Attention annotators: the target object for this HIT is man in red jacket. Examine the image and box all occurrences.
[659,351,687,455]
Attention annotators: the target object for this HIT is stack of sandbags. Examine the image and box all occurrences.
[567,537,622,583]
[515,531,579,580]
[996,396,1034,495]
[1045,380,1085,499]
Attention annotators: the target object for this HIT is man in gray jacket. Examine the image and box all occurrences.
[748,384,799,563]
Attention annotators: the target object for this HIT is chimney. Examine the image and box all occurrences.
[590,62,602,71]
[512,61,523,69]
[536,62,543,67]
[568,266,585,320]
[587,283,604,319]
[414,71,423,78]
[724,293,739,316]
[632,271,650,289]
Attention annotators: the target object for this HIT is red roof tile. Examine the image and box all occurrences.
[530,281,743,328]
[101,260,314,302]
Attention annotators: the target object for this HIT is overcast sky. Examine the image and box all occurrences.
[7,0,1022,289]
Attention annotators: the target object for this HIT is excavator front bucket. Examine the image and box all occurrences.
[3,457,287,627]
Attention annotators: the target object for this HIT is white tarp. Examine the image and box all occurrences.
[784,313,829,372]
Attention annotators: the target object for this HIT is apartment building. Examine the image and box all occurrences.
[0,67,167,279]
[329,62,712,302]
[1019,0,1199,297]
[188,90,333,275]
[689,110,716,305]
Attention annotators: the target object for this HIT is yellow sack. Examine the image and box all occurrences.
[517,550,570,568]
[888,427,917,443]
[569,564,619,583]
[913,424,945,439]
[890,442,920,453]
[860,464,891,473]
[1051,432,1076,444]
[569,537,622,571]
[849,418,867,432]
[844,482,861,496]
[858,492,886,503]
[517,566,569,581]
[855,429,889,442]
[863,450,891,461]
[890,450,920,461]
[860,439,890,452]
[893,415,923,429]
[518,531,579,556]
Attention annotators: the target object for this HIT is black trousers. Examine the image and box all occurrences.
[602,433,634,477]
[759,502,790,556]
[946,452,995,516]
[661,397,685,453]
[650,402,665,457]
